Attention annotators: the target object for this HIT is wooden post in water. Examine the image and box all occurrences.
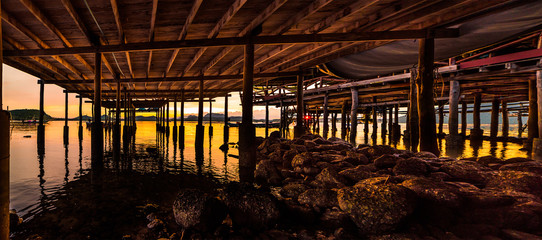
[381,107,387,140]
[363,110,369,136]
[180,90,185,145]
[490,97,500,139]
[393,104,400,141]
[438,102,444,136]
[461,101,467,137]
[408,69,419,151]
[0,10,11,236]
[471,93,483,142]
[294,74,305,138]
[416,37,439,155]
[372,106,378,141]
[224,94,229,143]
[173,96,177,141]
[64,90,69,145]
[91,52,103,169]
[527,78,538,147]
[166,101,170,134]
[350,88,358,143]
[196,76,205,151]
[388,106,393,140]
[446,80,462,145]
[209,99,213,136]
[323,92,329,139]
[341,100,347,140]
[502,100,509,138]
[38,80,45,148]
[239,41,256,181]
[332,112,337,137]
[78,95,83,140]
[533,34,542,157]
[113,79,121,162]
[518,110,523,138]
[265,90,269,138]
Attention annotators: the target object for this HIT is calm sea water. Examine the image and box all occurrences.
[9,120,528,218]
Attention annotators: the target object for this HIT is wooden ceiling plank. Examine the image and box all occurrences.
[164,0,203,76]
[201,0,288,75]
[146,0,159,78]
[179,0,248,77]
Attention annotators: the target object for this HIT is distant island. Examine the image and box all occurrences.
[9,109,52,121]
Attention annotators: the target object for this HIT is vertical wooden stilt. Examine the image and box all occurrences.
[372,106,378,141]
[91,52,103,169]
[461,101,467,137]
[490,97,500,139]
[341,100,347,140]
[409,69,419,151]
[350,88,358,143]
[363,109,369,135]
[224,94,229,143]
[166,101,170,134]
[196,76,205,152]
[502,100,509,138]
[393,104,400,141]
[381,107,387,140]
[64,91,69,145]
[180,90,185,147]
[416,37,439,155]
[265,90,269,138]
[332,112,337,137]
[0,7,11,236]
[532,34,542,156]
[209,99,213,136]
[173,96,178,141]
[471,93,484,141]
[239,41,256,181]
[78,95,83,140]
[388,106,393,140]
[294,74,304,138]
[446,80,461,145]
[113,79,121,162]
[323,92,329,139]
[518,110,523,138]
[438,102,444,136]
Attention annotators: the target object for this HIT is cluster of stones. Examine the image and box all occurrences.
[170,132,542,239]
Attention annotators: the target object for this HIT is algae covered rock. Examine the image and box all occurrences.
[314,167,347,189]
[400,177,461,207]
[486,170,542,195]
[254,160,282,185]
[337,183,416,234]
[392,157,428,176]
[298,188,339,209]
[173,189,226,231]
[373,154,402,169]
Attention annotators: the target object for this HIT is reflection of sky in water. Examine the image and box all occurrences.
[9,119,528,218]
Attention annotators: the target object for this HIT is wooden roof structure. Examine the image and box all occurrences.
[1,0,528,101]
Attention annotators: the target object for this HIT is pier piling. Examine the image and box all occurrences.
[350,88,358,143]
[91,52,103,170]
[294,74,304,138]
[239,41,256,181]
[64,91,69,145]
[446,80,462,145]
[502,101,509,138]
[471,93,483,142]
[490,97,500,139]
[323,92,329,139]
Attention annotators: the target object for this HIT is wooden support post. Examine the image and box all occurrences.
[166,101,170,134]
[416,37,439,155]
[364,109,369,135]
[0,7,10,236]
[113,79,121,162]
[332,112,337,137]
[381,107,387,143]
[393,104,400,141]
[461,101,467,137]
[224,94,229,143]
[64,91,69,145]
[294,74,305,138]
[78,95,83,140]
[341,100,347,140]
[173,96,178,141]
[388,106,393,139]
[446,80,461,145]
[239,41,256,181]
[209,99,213,136]
[323,92,329,139]
[350,88,358,143]
[518,110,523,138]
[91,52,103,169]
[471,93,484,141]
[180,90,185,147]
[196,76,205,152]
[408,69,419,151]
[490,97,500,139]
[265,90,269,138]
[533,34,542,157]
[527,78,538,146]
[372,106,378,141]
[437,102,444,136]
[502,100,509,138]
[38,80,45,146]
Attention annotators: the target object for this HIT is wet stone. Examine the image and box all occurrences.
[172,189,227,231]
[298,188,339,210]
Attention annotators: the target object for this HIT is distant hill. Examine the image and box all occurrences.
[9,109,53,121]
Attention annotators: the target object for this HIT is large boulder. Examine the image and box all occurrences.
[499,161,542,175]
[439,160,493,186]
[298,188,339,210]
[486,170,542,196]
[220,183,280,230]
[280,182,308,198]
[373,154,402,169]
[400,178,461,208]
[314,168,347,189]
[339,165,377,184]
[343,151,370,165]
[392,157,428,176]
[173,189,227,231]
[291,152,316,169]
[337,183,417,234]
[254,160,282,185]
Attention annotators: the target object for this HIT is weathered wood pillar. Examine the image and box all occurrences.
[372,106,378,141]
[388,106,393,139]
[408,69,419,151]
[64,91,69,145]
[471,93,484,141]
[446,80,462,145]
[180,90,185,146]
[173,96,178,141]
[294,74,305,138]
[78,95,83,140]
[239,41,256,181]
[113,79,121,162]
[350,88,358,143]
[527,78,538,146]
[332,112,337,137]
[363,109,369,135]
[209,99,213,136]
[393,104,400,141]
[196,76,205,151]
[416,37,439,155]
[533,34,542,156]
[438,101,444,136]
[490,97,500,139]
[381,107,387,139]
[0,10,11,236]
[91,52,103,169]
[224,94,229,143]
[323,92,329,139]
[166,101,170,134]
[502,100,509,138]
[265,90,269,138]
[341,100,347,139]
[518,110,523,138]
[461,101,467,137]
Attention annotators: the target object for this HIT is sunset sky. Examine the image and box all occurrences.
[3,64,280,119]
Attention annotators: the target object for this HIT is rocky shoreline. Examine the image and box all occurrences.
[158,132,542,239]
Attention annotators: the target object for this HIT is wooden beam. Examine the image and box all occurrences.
[3,29,459,57]
[164,0,203,76]
[60,0,97,46]
[180,0,248,76]
[146,0,159,78]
